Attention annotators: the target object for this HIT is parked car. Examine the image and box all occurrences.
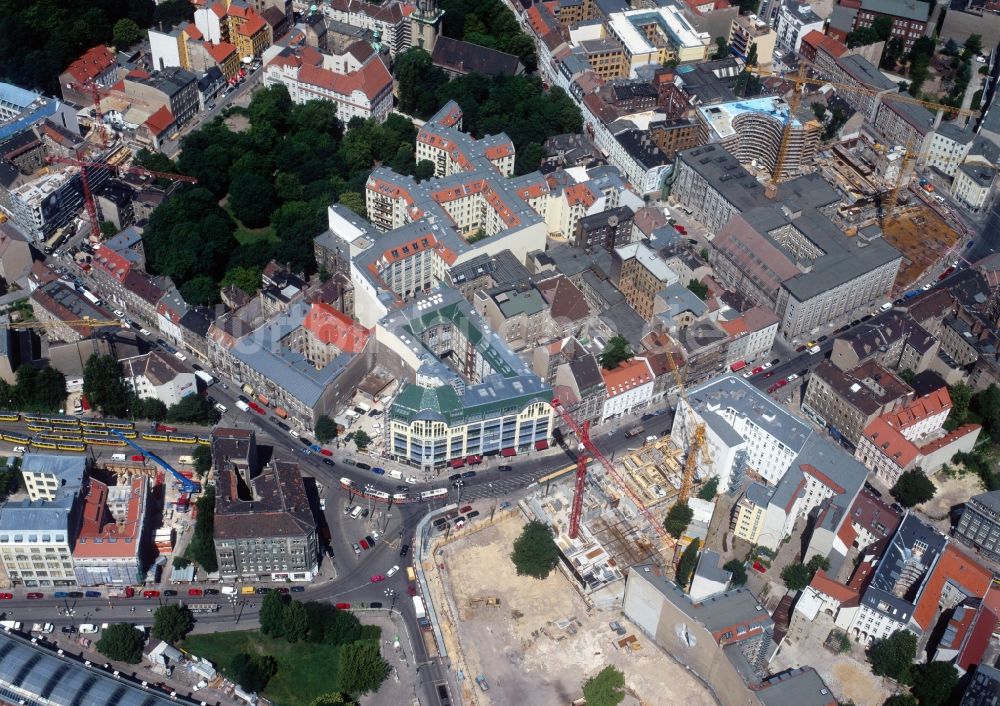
[335,602,351,610]
[386,565,400,578]
[498,465,512,472]
[256,587,269,594]
[372,466,386,475]
[204,588,220,595]
[143,590,160,598]
[0,593,12,600]
[353,543,361,555]
[370,575,385,583]
[291,586,305,593]
[369,601,383,608]
[399,544,410,557]
[467,510,480,519]
[356,462,371,471]
[461,470,476,478]
[359,539,369,550]
[163,590,177,597]
[187,588,203,597]
[448,473,462,482]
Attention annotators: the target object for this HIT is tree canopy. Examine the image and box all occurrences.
[781,562,811,591]
[890,469,936,508]
[0,364,66,412]
[227,652,278,693]
[193,445,212,476]
[96,623,146,663]
[83,354,130,417]
[166,394,220,425]
[867,630,917,684]
[911,661,959,706]
[260,590,288,637]
[394,49,581,176]
[663,501,693,539]
[315,415,337,443]
[511,520,561,579]
[581,665,626,706]
[440,0,537,71]
[724,559,748,586]
[697,477,719,500]
[184,486,218,572]
[675,538,700,590]
[151,604,194,644]
[336,640,390,695]
[598,335,632,370]
[0,0,155,93]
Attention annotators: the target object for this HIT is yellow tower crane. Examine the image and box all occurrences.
[666,351,711,505]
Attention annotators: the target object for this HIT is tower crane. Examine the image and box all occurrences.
[550,399,676,553]
[665,351,711,506]
[44,155,197,236]
[752,60,980,207]
[111,430,201,494]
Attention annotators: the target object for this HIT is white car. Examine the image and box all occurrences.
[139,328,151,336]
[786,374,798,382]
[922,283,932,290]
[762,361,773,369]
[289,429,300,438]
[173,351,187,361]
[386,565,399,578]
[12,446,25,453]
[113,309,125,318]
[742,369,754,378]
[319,498,326,510]
[405,476,418,485]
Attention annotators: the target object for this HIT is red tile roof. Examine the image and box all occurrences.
[883,387,951,430]
[144,106,175,136]
[183,22,204,40]
[958,606,997,672]
[810,570,860,605]
[296,56,392,101]
[302,301,370,353]
[73,478,146,559]
[237,13,267,37]
[919,424,981,455]
[862,417,920,468]
[601,358,653,398]
[204,41,237,63]
[92,244,133,282]
[914,544,992,630]
[63,45,116,84]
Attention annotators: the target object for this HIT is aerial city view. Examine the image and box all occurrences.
[2,0,1000,704]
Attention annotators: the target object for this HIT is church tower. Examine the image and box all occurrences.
[410,0,443,52]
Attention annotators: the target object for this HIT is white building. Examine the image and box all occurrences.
[121,349,197,407]
[604,6,711,70]
[600,357,655,421]
[19,456,85,503]
[263,47,393,124]
[674,375,811,491]
[952,163,997,212]
[775,2,824,53]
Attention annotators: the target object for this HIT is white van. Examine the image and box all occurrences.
[79,624,99,634]
[349,506,363,520]
[111,454,126,462]
[388,470,403,480]
[879,302,892,312]
[215,402,228,413]
[220,586,238,596]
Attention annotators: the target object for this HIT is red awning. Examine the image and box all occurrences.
[501,448,516,457]
[534,439,549,451]
[466,455,482,464]
[449,459,465,469]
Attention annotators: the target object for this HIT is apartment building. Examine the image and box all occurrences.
[604,7,711,69]
[0,456,84,587]
[473,281,550,351]
[731,482,773,544]
[58,45,120,104]
[213,429,317,581]
[0,163,111,241]
[72,478,148,587]
[826,54,897,123]
[696,96,821,178]
[20,456,84,503]
[775,2,824,53]
[846,515,990,644]
[89,244,165,328]
[325,0,413,56]
[955,490,1000,561]
[121,349,198,407]
[380,290,553,470]
[801,359,913,446]
[600,357,655,421]
[874,97,935,152]
[624,567,777,706]
[728,14,777,65]
[574,206,634,251]
[124,67,200,130]
[852,0,930,53]
[952,163,997,213]
[263,45,393,123]
[611,242,679,319]
[29,280,117,342]
[673,374,812,490]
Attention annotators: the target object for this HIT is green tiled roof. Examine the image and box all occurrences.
[391,380,552,426]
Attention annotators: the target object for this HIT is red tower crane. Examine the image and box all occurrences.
[45,156,197,236]
[550,399,675,551]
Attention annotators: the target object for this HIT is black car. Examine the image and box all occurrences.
[356,461,371,471]
[432,517,448,527]
[799,369,809,377]
[205,589,220,595]
[448,473,462,482]
[770,358,780,366]
[369,601,383,609]
[368,409,380,417]
[156,338,167,347]
[238,395,250,404]
[163,590,177,597]
[461,470,476,479]
[322,458,335,467]
[291,586,305,593]
[498,465,513,472]
[851,319,861,326]
[641,413,654,421]
[364,535,375,546]
[396,485,410,491]
[276,420,290,431]
[467,510,480,519]
[361,508,370,518]
[67,591,83,598]
[206,396,217,406]
[61,626,75,633]
[192,363,203,371]
[298,436,311,446]
[399,544,410,557]
[861,314,873,322]
[256,587,269,595]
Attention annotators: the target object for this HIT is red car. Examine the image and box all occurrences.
[320,448,333,456]
[131,455,144,462]
[335,602,351,610]
[187,588,203,597]
[751,366,764,375]
[407,585,417,596]
[26,593,43,599]
[370,575,385,583]
[359,539,369,550]
[776,379,788,388]
[143,590,160,598]
[275,587,290,594]
[0,593,13,600]
[460,505,472,514]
